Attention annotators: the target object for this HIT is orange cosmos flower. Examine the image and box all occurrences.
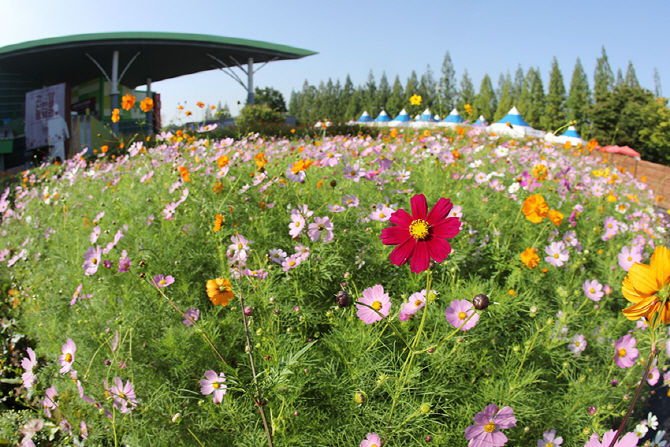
[207,278,234,306]
[522,194,549,223]
[111,108,120,123]
[290,128,296,134]
[548,209,564,226]
[254,152,267,169]
[212,182,224,194]
[390,128,398,138]
[464,104,473,115]
[140,97,154,113]
[291,158,314,174]
[213,214,224,232]
[178,105,184,110]
[520,248,540,269]
[563,141,572,150]
[211,105,216,110]
[422,129,431,138]
[185,111,192,116]
[217,155,230,169]
[532,164,548,181]
[622,246,670,326]
[121,93,136,111]
[197,101,205,108]
[178,166,190,182]
[101,145,109,153]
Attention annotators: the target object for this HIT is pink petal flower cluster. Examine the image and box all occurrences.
[465,403,517,447]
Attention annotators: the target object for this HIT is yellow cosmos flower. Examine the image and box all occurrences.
[410,94,422,106]
[548,209,564,226]
[111,108,120,123]
[622,245,670,326]
[213,214,224,232]
[291,158,314,174]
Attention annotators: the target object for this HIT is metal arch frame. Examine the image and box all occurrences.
[207,53,278,105]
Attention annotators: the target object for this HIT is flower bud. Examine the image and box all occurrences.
[172,413,182,423]
[428,260,437,270]
[420,403,431,414]
[244,306,253,316]
[472,294,489,310]
[330,180,337,188]
[354,391,367,405]
[336,290,350,308]
[588,406,597,416]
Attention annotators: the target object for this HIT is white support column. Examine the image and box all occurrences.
[146,77,153,135]
[110,50,120,135]
[247,57,254,105]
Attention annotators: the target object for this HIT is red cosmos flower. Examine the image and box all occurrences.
[380,194,461,273]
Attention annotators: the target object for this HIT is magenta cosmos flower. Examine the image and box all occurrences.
[360,432,381,447]
[380,194,461,274]
[21,347,38,388]
[356,284,392,324]
[200,370,227,404]
[445,299,479,331]
[614,334,639,369]
[538,429,563,447]
[584,430,638,447]
[152,274,175,288]
[465,403,517,447]
[582,279,604,302]
[82,245,102,276]
[58,338,76,374]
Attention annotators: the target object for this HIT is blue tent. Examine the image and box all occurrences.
[473,115,488,126]
[389,109,411,126]
[418,108,434,122]
[440,108,463,124]
[493,106,529,127]
[374,110,390,123]
[357,111,372,123]
[487,106,545,138]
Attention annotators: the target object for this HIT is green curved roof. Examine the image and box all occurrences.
[0,32,317,87]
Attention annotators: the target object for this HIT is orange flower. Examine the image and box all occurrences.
[213,214,224,232]
[254,152,267,169]
[178,166,190,182]
[178,105,184,110]
[111,108,120,123]
[520,248,540,269]
[211,105,216,110]
[622,246,670,326]
[101,145,109,153]
[217,155,230,169]
[197,101,205,108]
[641,175,647,183]
[316,180,323,188]
[121,93,136,111]
[291,158,314,174]
[452,149,461,159]
[212,182,224,194]
[532,164,548,181]
[522,194,549,223]
[464,104,473,115]
[563,141,572,150]
[140,97,154,113]
[390,128,398,138]
[548,209,564,226]
[207,278,234,306]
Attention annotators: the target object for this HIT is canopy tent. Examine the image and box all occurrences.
[487,106,545,138]
[374,110,391,125]
[356,111,372,123]
[411,108,435,127]
[545,125,584,146]
[438,108,463,127]
[388,109,411,127]
[601,145,641,158]
[473,115,488,127]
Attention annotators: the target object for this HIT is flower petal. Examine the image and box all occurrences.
[389,208,413,227]
[626,263,660,296]
[426,237,452,263]
[426,197,453,225]
[410,240,430,273]
[381,226,412,246]
[431,217,461,239]
[651,246,670,289]
[410,194,428,220]
[389,238,416,267]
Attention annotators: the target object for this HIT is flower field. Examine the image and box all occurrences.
[2,126,670,447]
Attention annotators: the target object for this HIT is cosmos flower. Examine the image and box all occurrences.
[200,370,227,404]
[58,338,76,374]
[582,279,604,301]
[110,377,138,413]
[614,334,639,369]
[544,241,569,267]
[82,245,102,276]
[465,404,517,447]
[360,432,381,447]
[21,348,38,388]
[538,429,563,447]
[152,274,175,288]
[207,278,234,306]
[445,299,479,331]
[356,284,391,324]
[522,194,549,223]
[121,93,136,111]
[618,246,642,272]
[568,334,587,354]
[520,248,539,269]
[622,246,670,326]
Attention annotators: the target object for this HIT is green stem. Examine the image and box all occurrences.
[504,206,523,252]
[511,320,544,389]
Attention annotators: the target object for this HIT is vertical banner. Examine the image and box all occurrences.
[25,83,68,150]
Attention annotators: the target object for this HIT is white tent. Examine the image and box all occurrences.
[411,108,435,127]
[357,111,372,124]
[374,110,391,126]
[552,125,584,146]
[473,115,488,127]
[438,108,464,127]
[487,106,545,138]
[388,109,411,127]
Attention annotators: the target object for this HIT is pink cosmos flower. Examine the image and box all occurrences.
[229,234,252,261]
[200,370,227,404]
[568,334,587,354]
[538,429,563,447]
[90,226,101,244]
[647,365,660,386]
[360,432,381,447]
[308,216,334,242]
[342,194,360,207]
[328,203,346,213]
[80,421,88,440]
[356,284,392,324]
[82,245,102,276]
[584,430,638,447]
[58,338,76,374]
[614,334,639,369]
[582,279,604,302]
[118,255,131,273]
[399,290,431,321]
[183,307,200,326]
[465,403,517,447]
[618,246,642,272]
[369,206,395,222]
[282,254,302,272]
[295,244,310,260]
[152,274,175,288]
[18,418,44,447]
[544,241,569,267]
[602,216,619,241]
[42,386,58,418]
[21,348,38,388]
[70,283,83,306]
[445,299,479,331]
[289,213,306,238]
[268,248,287,264]
[110,377,138,413]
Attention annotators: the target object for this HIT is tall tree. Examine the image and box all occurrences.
[594,46,614,101]
[566,58,592,138]
[386,75,405,119]
[254,86,287,113]
[404,71,420,116]
[519,68,545,129]
[457,69,475,119]
[364,70,377,116]
[494,72,513,122]
[512,65,525,105]
[496,73,505,105]
[344,87,364,121]
[288,90,299,117]
[615,69,624,87]
[331,79,342,121]
[440,51,457,113]
[542,57,567,132]
[338,75,355,121]
[654,68,663,98]
[473,74,496,123]
[625,61,640,88]
[418,64,437,113]
[377,72,391,113]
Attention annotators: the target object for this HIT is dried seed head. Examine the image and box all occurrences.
[336,290,350,308]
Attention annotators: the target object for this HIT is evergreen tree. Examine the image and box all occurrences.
[654,68,663,98]
[345,87,364,121]
[566,58,592,138]
[310,81,325,123]
[625,61,640,88]
[288,91,299,117]
[512,65,525,105]
[418,65,437,113]
[473,74,495,123]
[542,57,567,132]
[364,70,377,116]
[494,72,513,122]
[457,69,475,119]
[496,74,505,105]
[298,80,316,124]
[377,72,391,114]
[594,46,614,101]
[615,69,624,87]
[332,79,342,121]
[386,75,405,119]
[519,68,545,129]
[440,51,457,112]
[338,75,355,121]
[404,71,420,116]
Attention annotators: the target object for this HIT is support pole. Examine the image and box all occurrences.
[247,57,254,105]
[146,77,153,135]
[110,50,120,135]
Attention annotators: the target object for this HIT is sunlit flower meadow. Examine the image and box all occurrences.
[2,125,670,447]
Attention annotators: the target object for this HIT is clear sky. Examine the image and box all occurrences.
[2,0,667,124]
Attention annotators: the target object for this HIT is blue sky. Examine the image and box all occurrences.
[2,0,667,124]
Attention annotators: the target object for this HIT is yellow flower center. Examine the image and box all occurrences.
[65,353,72,363]
[618,348,627,358]
[379,213,385,219]
[328,152,334,158]
[649,372,654,380]
[589,288,595,294]
[554,253,559,259]
[295,222,300,227]
[213,382,220,389]
[484,422,496,433]
[372,301,382,311]
[350,171,356,176]
[409,219,430,240]
[627,256,632,262]
[160,279,166,285]
[238,243,243,249]
[119,392,126,399]
[546,443,554,447]
[608,224,613,228]
[318,224,324,231]
[575,341,580,347]
[566,238,571,242]
[92,258,98,265]
[415,299,423,307]
[458,312,467,320]
[289,261,296,267]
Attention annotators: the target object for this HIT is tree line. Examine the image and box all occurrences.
[284,48,670,165]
